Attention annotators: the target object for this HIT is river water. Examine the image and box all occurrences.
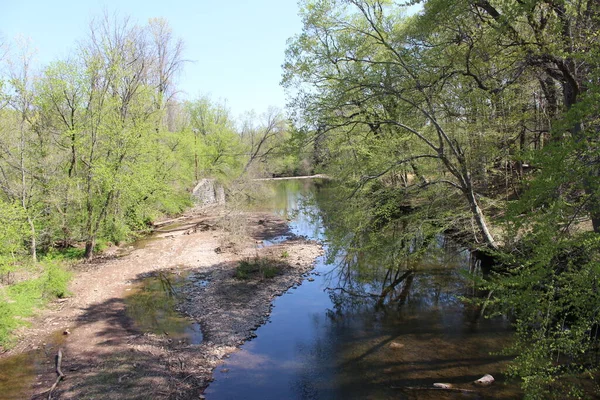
[204,179,520,399]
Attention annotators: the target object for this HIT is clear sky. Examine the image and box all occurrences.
[0,0,304,119]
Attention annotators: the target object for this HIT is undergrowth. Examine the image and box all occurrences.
[235,258,281,280]
[0,261,71,348]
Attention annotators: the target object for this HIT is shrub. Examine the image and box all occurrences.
[235,258,280,280]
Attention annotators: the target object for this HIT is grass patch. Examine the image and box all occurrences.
[235,258,281,280]
[0,261,71,348]
[41,246,85,261]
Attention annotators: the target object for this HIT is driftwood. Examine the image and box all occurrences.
[48,348,65,400]
[392,385,476,393]
[393,374,495,394]
[152,216,186,227]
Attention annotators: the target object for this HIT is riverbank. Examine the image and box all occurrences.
[0,205,323,399]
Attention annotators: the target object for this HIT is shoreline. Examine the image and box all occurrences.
[0,206,323,399]
[252,174,331,181]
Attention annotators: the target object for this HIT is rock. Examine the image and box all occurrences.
[433,383,453,389]
[389,341,404,349]
[63,329,71,335]
[307,277,315,282]
[474,374,495,386]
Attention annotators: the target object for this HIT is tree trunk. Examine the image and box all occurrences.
[27,215,37,262]
[466,187,498,250]
[84,238,95,259]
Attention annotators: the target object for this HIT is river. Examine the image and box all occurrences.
[204,179,520,399]
[0,179,520,399]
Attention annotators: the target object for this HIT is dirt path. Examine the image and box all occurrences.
[0,206,323,399]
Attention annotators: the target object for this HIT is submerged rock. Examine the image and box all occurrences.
[474,374,495,386]
[433,383,453,389]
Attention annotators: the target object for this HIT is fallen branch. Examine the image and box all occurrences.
[391,386,476,393]
[48,348,65,400]
[153,216,186,227]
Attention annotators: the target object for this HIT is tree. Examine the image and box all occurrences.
[146,17,185,113]
[240,107,289,175]
[0,38,41,261]
[283,0,530,249]
[186,96,244,179]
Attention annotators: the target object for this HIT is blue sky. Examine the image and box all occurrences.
[0,0,303,119]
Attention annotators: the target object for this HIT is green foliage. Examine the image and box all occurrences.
[0,261,71,348]
[235,258,280,280]
[186,97,246,179]
[40,262,71,299]
[0,202,29,282]
[485,233,600,399]
[0,202,28,256]
[41,247,86,261]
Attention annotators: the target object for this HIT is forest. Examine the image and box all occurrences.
[0,0,599,398]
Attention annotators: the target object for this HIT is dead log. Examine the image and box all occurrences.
[392,385,476,393]
[152,217,186,227]
[48,348,65,400]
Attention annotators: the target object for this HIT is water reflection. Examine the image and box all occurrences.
[0,329,69,400]
[125,271,203,344]
[206,180,519,399]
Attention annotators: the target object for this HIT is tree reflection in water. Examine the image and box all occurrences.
[311,181,486,316]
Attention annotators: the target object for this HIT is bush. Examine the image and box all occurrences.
[41,246,85,261]
[41,262,71,299]
[235,258,280,280]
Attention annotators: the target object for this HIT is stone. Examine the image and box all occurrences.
[389,341,404,349]
[433,383,453,389]
[474,374,495,386]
